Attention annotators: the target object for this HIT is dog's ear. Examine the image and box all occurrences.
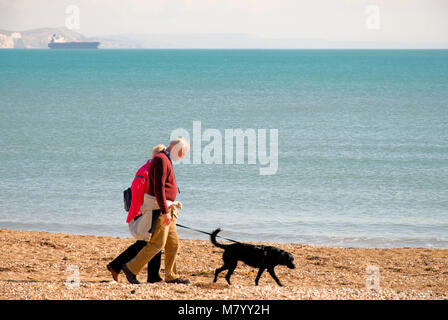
[280,251,293,264]
[270,247,284,264]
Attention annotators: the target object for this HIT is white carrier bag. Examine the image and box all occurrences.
[128,194,179,241]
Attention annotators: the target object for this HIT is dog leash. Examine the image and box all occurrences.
[176,223,240,243]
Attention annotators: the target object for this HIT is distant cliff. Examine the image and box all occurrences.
[0,30,26,48]
[0,27,144,49]
[0,27,88,48]
[1,27,440,49]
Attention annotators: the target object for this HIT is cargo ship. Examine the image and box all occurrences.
[48,34,100,49]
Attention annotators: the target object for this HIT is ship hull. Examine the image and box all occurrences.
[48,42,100,49]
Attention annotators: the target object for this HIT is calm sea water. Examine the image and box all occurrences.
[0,49,447,248]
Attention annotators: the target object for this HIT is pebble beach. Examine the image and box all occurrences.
[0,228,447,300]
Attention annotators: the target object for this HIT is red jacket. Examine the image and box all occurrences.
[148,151,178,215]
[126,160,151,223]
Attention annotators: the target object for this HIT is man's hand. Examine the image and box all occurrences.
[162,212,172,226]
[173,200,183,210]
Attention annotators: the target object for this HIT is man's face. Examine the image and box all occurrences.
[171,144,189,162]
[177,148,183,159]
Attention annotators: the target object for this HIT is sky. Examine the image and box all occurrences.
[0,0,447,46]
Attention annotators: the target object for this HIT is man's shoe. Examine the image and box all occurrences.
[166,278,190,285]
[147,277,163,284]
[106,264,119,282]
[122,264,140,284]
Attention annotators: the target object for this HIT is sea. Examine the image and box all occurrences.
[0,49,447,248]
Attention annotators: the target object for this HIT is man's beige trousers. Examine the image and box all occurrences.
[126,208,179,281]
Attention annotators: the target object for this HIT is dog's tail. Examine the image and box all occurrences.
[210,228,229,249]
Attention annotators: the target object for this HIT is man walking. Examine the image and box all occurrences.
[122,138,190,284]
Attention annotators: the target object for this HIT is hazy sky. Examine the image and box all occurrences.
[1,0,447,45]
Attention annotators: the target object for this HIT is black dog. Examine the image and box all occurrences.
[211,228,295,286]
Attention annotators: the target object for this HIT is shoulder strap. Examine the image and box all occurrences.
[135,174,150,194]
[161,149,172,165]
